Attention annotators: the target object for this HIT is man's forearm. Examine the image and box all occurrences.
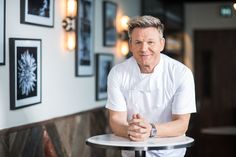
[110,120,129,138]
[108,109,129,138]
[155,114,190,137]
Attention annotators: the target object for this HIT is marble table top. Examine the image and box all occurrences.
[86,134,194,151]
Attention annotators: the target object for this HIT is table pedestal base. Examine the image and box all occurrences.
[135,150,146,157]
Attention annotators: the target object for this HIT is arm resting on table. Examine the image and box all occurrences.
[108,109,129,138]
[155,113,190,137]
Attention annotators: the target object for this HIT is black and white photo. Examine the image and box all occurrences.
[103,1,117,46]
[95,53,113,100]
[9,38,42,110]
[76,0,94,76]
[20,0,54,27]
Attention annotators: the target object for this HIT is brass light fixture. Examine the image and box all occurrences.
[62,0,77,51]
[118,15,130,56]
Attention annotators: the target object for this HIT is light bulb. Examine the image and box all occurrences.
[67,32,76,51]
[120,16,130,30]
[120,41,129,56]
[67,0,77,17]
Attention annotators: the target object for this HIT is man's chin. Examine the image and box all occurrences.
[140,59,150,66]
[139,62,151,68]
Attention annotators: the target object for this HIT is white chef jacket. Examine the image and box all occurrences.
[106,54,196,157]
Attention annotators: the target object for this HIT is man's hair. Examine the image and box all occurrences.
[127,15,164,39]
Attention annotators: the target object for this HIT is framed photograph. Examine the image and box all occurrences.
[9,38,42,110]
[76,0,94,76]
[95,53,113,100]
[103,1,117,47]
[0,0,5,65]
[20,0,54,27]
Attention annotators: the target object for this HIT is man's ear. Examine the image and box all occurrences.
[128,39,132,52]
[160,38,165,51]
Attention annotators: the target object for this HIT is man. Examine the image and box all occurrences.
[106,15,196,157]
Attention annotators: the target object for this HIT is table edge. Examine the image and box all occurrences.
[86,139,194,151]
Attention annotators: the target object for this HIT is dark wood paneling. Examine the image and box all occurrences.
[0,108,121,157]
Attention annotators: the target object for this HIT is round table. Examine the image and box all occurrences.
[86,134,194,157]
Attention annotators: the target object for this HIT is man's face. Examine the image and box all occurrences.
[129,27,165,72]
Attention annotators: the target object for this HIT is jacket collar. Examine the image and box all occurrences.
[131,55,164,92]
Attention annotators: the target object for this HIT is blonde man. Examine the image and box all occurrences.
[106,15,196,157]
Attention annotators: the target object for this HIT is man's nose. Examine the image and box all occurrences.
[140,42,148,51]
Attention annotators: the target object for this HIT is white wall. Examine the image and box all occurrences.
[0,0,140,130]
[184,2,236,70]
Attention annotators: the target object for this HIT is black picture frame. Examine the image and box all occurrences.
[95,53,113,100]
[20,0,54,27]
[76,0,94,76]
[0,0,5,65]
[9,38,42,110]
[103,1,117,47]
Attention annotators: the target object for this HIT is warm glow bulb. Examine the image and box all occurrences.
[67,32,76,51]
[67,0,77,17]
[233,3,236,10]
[120,16,130,30]
[120,41,129,56]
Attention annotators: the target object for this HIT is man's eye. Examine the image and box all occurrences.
[148,41,154,45]
[135,41,141,45]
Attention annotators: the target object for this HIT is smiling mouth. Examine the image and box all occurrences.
[140,54,151,57]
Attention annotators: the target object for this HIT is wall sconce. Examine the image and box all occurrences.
[118,15,130,57]
[120,41,129,56]
[120,16,130,30]
[234,3,236,10]
[62,0,77,51]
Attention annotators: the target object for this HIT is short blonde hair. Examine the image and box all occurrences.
[127,15,164,39]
